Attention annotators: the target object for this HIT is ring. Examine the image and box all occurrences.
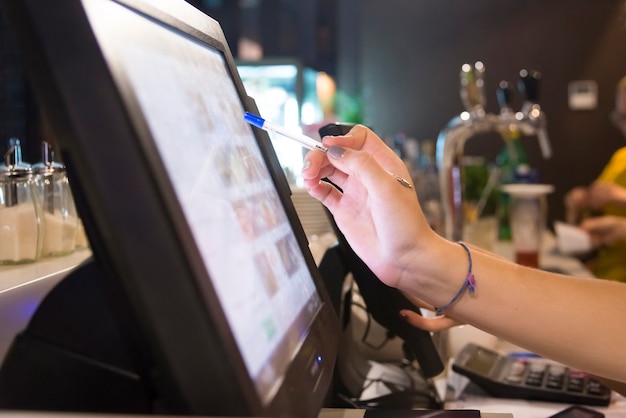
[387,171,413,189]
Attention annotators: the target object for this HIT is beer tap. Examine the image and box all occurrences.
[517,69,552,159]
[436,65,552,241]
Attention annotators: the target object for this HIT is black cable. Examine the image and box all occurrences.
[350,301,394,350]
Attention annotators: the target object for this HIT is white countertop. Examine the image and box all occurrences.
[0,250,91,363]
[445,379,626,418]
[0,250,92,294]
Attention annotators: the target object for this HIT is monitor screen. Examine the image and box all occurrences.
[87,0,322,402]
[0,0,339,415]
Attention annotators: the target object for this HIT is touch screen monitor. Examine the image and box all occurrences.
[0,0,339,415]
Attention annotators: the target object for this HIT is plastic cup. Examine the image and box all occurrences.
[500,184,554,268]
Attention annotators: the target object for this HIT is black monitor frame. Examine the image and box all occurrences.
[0,0,339,416]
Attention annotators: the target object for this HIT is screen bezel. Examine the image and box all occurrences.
[0,0,339,415]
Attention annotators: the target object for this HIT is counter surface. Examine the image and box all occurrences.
[0,250,92,363]
[0,234,622,417]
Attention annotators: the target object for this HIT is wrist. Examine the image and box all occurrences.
[434,242,476,314]
[396,236,471,309]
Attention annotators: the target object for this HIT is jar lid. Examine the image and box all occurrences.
[32,141,65,175]
[0,163,33,179]
[1,139,33,179]
[32,161,65,175]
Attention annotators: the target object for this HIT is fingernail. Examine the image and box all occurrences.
[328,146,346,159]
[302,159,311,170]
[399,311,408,320]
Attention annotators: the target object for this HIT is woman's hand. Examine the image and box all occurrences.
[580,215,626,247]
[588,181,626,209]
[301,125,441,288]
[564,186,589,223]
[399,310,463,333]
[398,293,463,332]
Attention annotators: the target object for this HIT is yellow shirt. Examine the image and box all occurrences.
[590,146,626,282]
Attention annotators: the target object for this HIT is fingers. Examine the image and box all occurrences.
[398,309,463,333]
[580,215,621,234]
[322,125,410,175]
[302,149,348,209]
[401,292,436,311]
[588,181,621,207]
[303,124,409,179]
[401,290,465,333]
[579,217,605,247]
[302,125,415,208]
[581,215,626,246]
[303,178,341,208]
[302,150,346,188]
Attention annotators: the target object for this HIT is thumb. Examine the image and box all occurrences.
[326,145,412,197]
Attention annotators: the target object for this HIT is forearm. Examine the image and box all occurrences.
[400,238,626,383]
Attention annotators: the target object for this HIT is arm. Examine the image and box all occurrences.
[302,125,626,383]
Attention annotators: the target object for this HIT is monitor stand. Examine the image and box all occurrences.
[0,258,155,413]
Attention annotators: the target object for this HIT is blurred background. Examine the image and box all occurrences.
[2,0,626,225]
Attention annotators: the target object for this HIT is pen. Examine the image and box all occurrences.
[244,112,328,153]
[244,112,413,189]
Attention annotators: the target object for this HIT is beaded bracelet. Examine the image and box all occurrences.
[434,242,476,314]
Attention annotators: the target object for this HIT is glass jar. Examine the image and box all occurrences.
[0,139,42,264]
[32,141,78,257]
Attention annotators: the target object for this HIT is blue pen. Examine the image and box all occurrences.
[244,112,328,153]
[245,112,413,189]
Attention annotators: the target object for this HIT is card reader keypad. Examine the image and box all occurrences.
[504,358,606,398]
[452,343,612,406]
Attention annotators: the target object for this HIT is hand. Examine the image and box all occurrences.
[301,125,440,288]
[588,181,626,209]
[564,186,589,223]
[398,292,464,332]
[399,310,462,332]
[580,215,626,247]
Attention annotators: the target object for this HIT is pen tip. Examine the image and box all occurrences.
[243,112,264,128]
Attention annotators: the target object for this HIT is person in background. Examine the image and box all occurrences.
[564,75,626,282]
[302,124,626,393]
